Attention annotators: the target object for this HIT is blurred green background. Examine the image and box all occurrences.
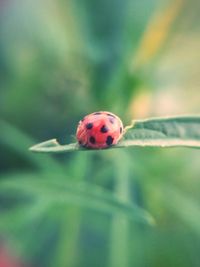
[0,0,200,266]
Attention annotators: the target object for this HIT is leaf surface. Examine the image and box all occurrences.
[29,115,200,153]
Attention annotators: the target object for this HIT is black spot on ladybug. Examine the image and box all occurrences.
[94,112,102,115]
[107,113,115,118]
[86,123,93,129]
[106,136,114,146]
[120,127,122,133]
[100,125,108,133]
[109,118,115,124]
[89,136,96,144]
[78,140,82,145]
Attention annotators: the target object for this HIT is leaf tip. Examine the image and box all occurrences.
[29,145,38,152]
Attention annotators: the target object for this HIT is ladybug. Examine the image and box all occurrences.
[76,111,123,149]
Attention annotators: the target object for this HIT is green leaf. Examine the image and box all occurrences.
[0,174,154,226]
[0,120,62,171]
[122,115,200,148]
[29,115,200,153]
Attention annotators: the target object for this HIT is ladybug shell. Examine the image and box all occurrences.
[76,111,123,149]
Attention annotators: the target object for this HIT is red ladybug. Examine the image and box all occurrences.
[76,111,123,149]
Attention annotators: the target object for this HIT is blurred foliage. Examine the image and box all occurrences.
[0,0,200,267]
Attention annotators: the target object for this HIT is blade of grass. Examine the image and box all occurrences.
[109,151,132,267]
[0,173,154,225]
